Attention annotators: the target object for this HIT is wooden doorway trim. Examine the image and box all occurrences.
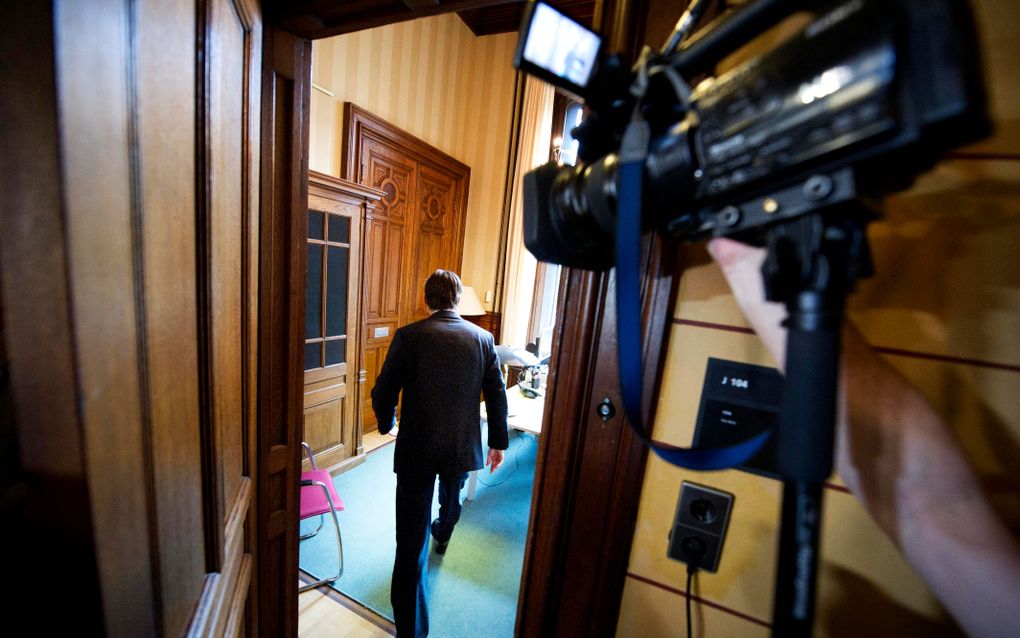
[513,1,681,635]
[256,24,312,638]
[259,1,670,635]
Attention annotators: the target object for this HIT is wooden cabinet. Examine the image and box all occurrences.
[304,172,382,473]
[342,104,470,432]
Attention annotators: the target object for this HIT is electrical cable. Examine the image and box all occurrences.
[681,536,704,638]
[686,567,695,638]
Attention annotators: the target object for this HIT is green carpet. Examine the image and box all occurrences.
[300,430,537,638]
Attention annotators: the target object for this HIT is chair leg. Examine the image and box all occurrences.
[299,481,344,593]
[299,514,324,540]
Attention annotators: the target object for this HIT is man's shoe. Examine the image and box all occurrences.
[431,519,449,555]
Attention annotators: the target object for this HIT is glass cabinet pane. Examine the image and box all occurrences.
[328,214,351,243]
[325,245,349,337]
[308,209,324,240]
[304,342,321,371]
[325,339,346,366]
[306,244,323,339]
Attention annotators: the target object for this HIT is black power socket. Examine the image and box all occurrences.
[667,482,735,573]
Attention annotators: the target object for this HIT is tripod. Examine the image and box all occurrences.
[760,190,876,636]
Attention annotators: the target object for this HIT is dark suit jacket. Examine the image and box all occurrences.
[371,310,509,476]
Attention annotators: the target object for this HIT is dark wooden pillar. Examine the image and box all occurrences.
[256,24,311,638]
[514,1,683,635]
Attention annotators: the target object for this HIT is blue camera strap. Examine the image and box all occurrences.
[615,120,771,470]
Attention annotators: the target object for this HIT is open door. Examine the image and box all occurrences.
[1,0,264,634]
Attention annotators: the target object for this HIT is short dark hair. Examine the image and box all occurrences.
[424,269,462,311]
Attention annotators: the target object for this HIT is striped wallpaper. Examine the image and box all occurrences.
[310,14,520,310]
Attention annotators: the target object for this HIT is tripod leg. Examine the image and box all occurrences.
[770,287,844,637]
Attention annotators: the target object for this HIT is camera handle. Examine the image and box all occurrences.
[761,208,873,637]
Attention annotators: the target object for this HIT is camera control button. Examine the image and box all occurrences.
[803,175,834,201]
[718,206,742,228]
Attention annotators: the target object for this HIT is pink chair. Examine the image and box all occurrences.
[299,442,345,593]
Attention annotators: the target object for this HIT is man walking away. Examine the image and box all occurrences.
[372,269,509,637]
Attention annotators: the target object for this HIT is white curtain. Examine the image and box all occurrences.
[500,77,554,347]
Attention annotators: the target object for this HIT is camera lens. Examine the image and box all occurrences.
[690,498,716,524]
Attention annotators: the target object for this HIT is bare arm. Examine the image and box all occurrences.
[707,237,1020,637]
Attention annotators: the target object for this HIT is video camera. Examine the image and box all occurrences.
[515,2,990,634]
[514,0,990,271]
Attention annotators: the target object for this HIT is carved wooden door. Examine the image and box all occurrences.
[359,138,416,430]
[342,104,469,433]
[410,163,466,322]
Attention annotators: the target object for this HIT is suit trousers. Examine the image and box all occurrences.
[391,471,469,637]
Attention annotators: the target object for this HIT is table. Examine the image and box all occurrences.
[466,386,545,500]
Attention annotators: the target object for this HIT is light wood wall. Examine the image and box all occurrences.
[309,14,518,309]
[618,0,1020,635]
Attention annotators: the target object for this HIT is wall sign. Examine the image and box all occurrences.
[692,358,783,479]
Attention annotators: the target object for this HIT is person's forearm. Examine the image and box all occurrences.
[707,238,1020,635]
[837,324,1020,636]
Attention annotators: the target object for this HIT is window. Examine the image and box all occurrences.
[527,91,581,357]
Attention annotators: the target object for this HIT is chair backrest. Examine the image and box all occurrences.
[301,442,317,469]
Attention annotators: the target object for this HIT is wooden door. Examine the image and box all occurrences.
[303,172,380,472]
[342,104,470,432]
[0,0,263,634]
[359,137,417,430]
[410,163,468,322]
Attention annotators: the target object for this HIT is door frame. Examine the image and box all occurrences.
[255,23,312,637]
[258,0,670,635]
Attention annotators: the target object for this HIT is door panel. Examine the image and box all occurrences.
[361,342,385,431]
[366,220,383,319]
[137,0,206,632]
[384,223,405,318]
[411,164,463,322]
[305,398,345,450]
[257,25,311,637]
[193,0,261,633]
[357,138,415,431]
[3,0,262,634]
[210,0,250,527]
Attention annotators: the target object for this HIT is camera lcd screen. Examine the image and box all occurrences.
[518,2,601,96]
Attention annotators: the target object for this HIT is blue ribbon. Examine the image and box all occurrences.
[615,159,772,470]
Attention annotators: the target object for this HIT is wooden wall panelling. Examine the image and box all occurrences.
[191,0,262,634]
[257,23,311,638]
[0,1,105,632]
[52,1,156,632]
[1,0,262,634]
